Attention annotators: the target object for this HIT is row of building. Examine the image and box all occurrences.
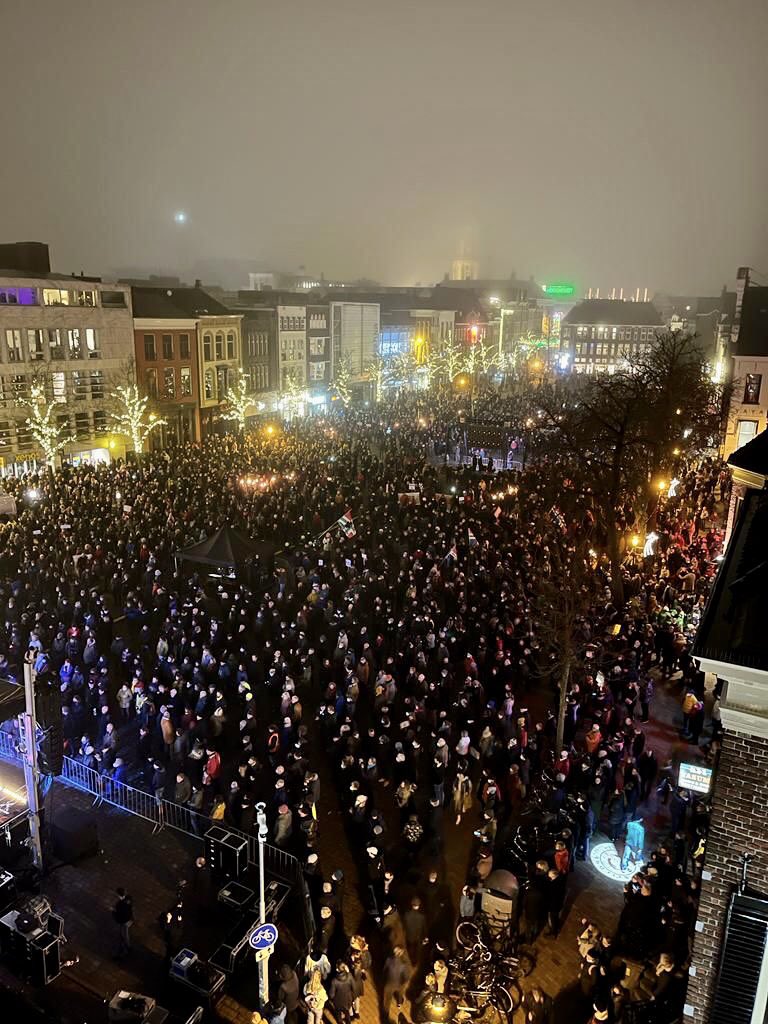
[0,241,763,469]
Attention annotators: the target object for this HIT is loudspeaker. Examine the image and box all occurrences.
[51,811,98,862]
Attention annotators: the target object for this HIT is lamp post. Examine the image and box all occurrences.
[20,654,43,873]
[256,801,269,1006]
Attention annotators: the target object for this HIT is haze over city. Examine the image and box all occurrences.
[2,0,767,291]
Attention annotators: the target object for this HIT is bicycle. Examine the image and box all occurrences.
[449,958,522,1019]
[455,916,536,977]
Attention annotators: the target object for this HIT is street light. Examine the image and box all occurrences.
[256,801,269,1005]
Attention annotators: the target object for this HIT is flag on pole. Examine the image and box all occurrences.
[337,509,357,539]
[468,528,478,549]
[445,543,459,562]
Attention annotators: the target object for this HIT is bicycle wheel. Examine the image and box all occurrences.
[456,919,482,950]
[492,979,523,1017]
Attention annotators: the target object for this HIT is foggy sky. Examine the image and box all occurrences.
[2,0,767,294]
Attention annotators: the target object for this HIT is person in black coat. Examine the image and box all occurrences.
[546,868,568,937]
[522,861,549,943]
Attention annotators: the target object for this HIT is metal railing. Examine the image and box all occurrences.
[0,727,301,885]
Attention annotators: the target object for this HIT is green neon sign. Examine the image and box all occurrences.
[542,283,575,297]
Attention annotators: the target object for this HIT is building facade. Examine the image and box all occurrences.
[131,286,242,444]
[239,307,278,401]
[132,316,199,447]
[688,431,768,1023]
[560,299,665,374]
[330,302,380,383]
[722,281,768,459]
[0,266,134,470]
[277,304,307,391]
[306,304,331,395]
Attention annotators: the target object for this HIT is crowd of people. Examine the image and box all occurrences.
[0,392,727,1023]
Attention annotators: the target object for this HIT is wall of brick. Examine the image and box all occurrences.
[687,728,768,1022]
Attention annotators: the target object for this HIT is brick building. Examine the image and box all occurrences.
[688,429,768,1023]
[131,286,242,444]
[560,299,665,374]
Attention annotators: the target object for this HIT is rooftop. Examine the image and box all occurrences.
[736,285,768,358]
[727,427,768,478]
[131,285,233,319]
[692,487,768,672]
[563,299,664,327]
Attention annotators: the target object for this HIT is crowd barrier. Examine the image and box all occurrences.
[0,728,301,887]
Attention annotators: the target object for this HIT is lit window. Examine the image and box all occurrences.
[5,329,23,362]
[204,368,214,399]
[43,288,69,306]
[27,329,45,361]
[164,367,175,398]
[68,329,82,359]
[52,371,66,402]
[145,368,158,398]
[180,366,192,396]
[736,419,758,449]
[744,374,762,405]
[86,328,100,359]
[90,370,104,399]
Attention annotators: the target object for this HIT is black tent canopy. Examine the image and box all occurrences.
[175,525,276,576]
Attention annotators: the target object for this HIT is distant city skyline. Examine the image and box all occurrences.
[2,0,767,295]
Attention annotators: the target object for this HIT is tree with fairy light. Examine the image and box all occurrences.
[331,357,352,408]
[21,380,74,469]
[222,370,256,432]
[283,370,304,419]
[434,337,465,388]
[110,383,166,453]
[367,355,393,403]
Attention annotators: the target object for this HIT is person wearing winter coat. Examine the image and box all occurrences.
[303,969,328,1024]
[452,769,473,825]
[328,962,356,1024]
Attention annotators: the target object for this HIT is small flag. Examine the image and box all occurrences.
[337,509,356,539]
[445,543,458,562]
[468,528,478,549]
[494,506,502,520]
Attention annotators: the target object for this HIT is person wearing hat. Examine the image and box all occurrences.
[277,963,300,1024]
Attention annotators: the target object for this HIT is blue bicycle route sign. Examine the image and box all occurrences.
[249,923,278,950]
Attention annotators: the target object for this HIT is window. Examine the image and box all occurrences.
[74,412,90,437]
[100,290,126,307]
[744,374,762,405]
[179,333,190,359]
[27,329,45,361]
[145,368,158,398]
[736,419,758,450]
[217,367,228,398]
[226,332,235,359]
[0,286,36,305]
[640,330,647,341]
[162,334,174,360]
[5,329,22,362]
[16,420,32,448]
[143,334,156,361]
[10,375,29,402]
[72,289,96,307]
[67,329,82,359]
[57,413,70,436]
[90,370,104,399]
[180,366,192,396]
[164,367,175,398]
[204,368,214,399]
[203,333,212,361]
[215,333,224,360]
[246,333,256,357]
[48,329,64,360]
[93,410,107,433]
[72,370,88,400]
[309,361,326,381]
[42,288,69,306]
[85,328,100,358]
[52,371,66,403]
[310,337,326,356]
[0,421,11,447]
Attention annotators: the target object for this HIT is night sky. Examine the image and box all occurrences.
[3,0,767,292]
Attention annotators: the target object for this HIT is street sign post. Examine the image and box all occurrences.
[249,922,278,951]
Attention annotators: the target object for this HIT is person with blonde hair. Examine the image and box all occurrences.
[304,967,328,1024]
